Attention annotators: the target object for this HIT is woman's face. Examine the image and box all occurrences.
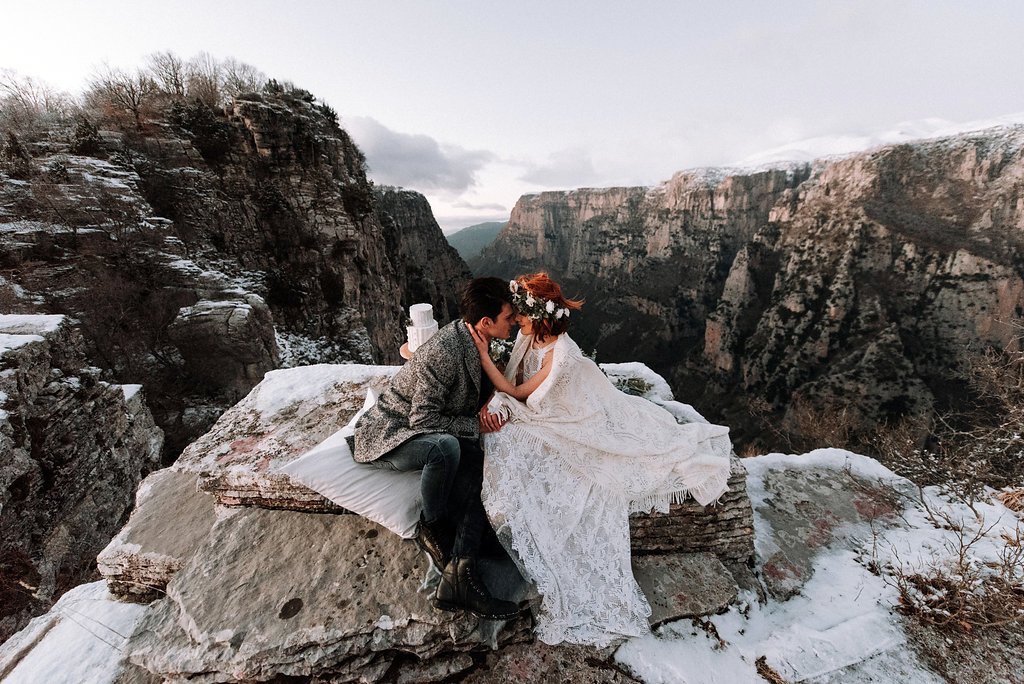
[515,312,533,334]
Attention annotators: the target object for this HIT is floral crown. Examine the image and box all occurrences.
[509,280,571,321]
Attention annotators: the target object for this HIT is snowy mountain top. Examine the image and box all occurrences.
[735,113,1024,168]
[517,116,1024,204]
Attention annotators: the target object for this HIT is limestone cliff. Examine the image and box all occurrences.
[374,186,473,323]
[0,315,163,641]
[475,126,1024,447]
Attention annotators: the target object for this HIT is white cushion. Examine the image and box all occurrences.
[278,389,422,538]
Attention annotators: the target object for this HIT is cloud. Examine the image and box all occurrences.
[517,147,603,187]
[451,199,508,212]
[345,116,495,193]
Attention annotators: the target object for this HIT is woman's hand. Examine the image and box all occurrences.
[466,322,490,360]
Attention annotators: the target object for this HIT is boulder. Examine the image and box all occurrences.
[631,552,738,626]
[125,508,534,683]
[166,294,279,400]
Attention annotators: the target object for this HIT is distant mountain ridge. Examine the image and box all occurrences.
[445,221,506,263]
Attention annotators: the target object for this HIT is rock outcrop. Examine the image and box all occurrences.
[475,126,1024,447]
[166,295,279,400]
[0,314,163,641]
[4,361,755,682]
[9,435,999,683]
[0,86,470,457]
[375,187,474,324]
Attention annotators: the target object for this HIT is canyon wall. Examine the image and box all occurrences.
[476,127,1024,445]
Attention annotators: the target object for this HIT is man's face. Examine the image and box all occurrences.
[479,303,516,340]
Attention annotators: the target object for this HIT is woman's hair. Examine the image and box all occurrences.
[515,272,583,343]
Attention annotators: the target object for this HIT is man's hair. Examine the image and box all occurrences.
[460,277,513,324]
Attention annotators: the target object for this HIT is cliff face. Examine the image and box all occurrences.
[0,89,467,455]
[0,315,163,641]
[374,186,473,323]
[137,93,408,359]
[476,126,1024,444]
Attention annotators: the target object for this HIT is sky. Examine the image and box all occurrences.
[3,1,1024,232]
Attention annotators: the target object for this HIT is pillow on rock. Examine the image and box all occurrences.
[278,389,422,539]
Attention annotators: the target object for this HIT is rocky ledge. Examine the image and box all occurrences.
[3,361,758,682]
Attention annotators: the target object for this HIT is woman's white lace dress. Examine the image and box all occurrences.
[481,332,732,647]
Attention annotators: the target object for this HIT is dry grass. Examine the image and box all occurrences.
[997,489,1024,514]
[755,655,789,684]
[878,495,1024,633]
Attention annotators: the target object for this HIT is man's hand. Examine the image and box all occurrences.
[479,407,506,434]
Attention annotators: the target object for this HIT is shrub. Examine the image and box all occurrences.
[614,376,653,396]
[2,131,34,178]
[168,100,232,162]
[879,501,1024,632]
[69,116,102,155]
[43,155,69,182]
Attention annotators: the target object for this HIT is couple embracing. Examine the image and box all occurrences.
[353,274,733,647]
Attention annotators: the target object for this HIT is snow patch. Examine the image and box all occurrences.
[600,362,675,402]
[251,364,399,417]
[0,332,45,356]
[0,581,149,684]
[120,384,142,402]
[0,314,65,335]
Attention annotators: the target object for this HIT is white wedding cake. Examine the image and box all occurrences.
[406,303,438,353]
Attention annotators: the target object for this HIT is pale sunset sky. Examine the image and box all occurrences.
[3,1,1023,231]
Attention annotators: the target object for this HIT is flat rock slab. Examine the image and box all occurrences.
[126,507,532,683]
[752,463,910,600]
[632,552,738,626]
[97,469,217,601]
[175,364,398,510]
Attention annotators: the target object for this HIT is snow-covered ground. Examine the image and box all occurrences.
[1,446,1019,683]
[0,582,149,684]
[617,449,1022,683]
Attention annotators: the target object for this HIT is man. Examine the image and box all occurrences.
[353,277,519,619]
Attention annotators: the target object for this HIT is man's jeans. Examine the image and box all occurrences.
[371,434,491,559]
[370,433,460,524]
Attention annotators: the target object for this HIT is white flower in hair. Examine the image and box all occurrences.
[545,300,555,313]
[554,308,565,319]
[526,295,535,306]
[509,280,519,292]
[559,307,570,318]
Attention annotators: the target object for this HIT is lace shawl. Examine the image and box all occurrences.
[487,332,732,511]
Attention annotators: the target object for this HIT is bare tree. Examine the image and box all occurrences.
[185,52,223,108]
[0,69,73,134]
[89,65,157,130]
[222,58,265,97]
[146,51,187,99]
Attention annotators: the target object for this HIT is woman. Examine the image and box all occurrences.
[466,273,732,647]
